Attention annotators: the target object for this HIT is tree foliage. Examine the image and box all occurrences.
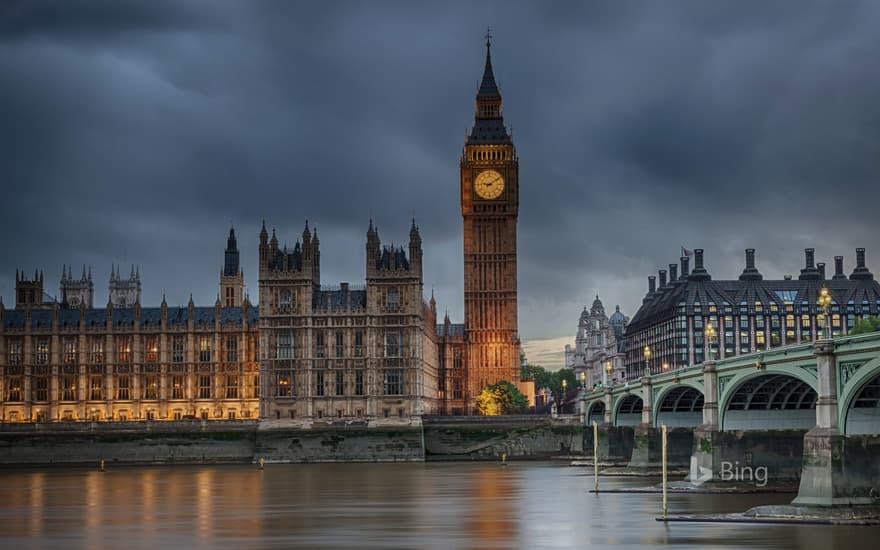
[520,358,579,404]
[475,380,528,416]
[849,316,880,335]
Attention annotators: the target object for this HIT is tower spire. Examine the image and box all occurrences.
[478,27,499,98]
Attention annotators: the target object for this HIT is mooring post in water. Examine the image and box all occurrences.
[661,424,668,521]
[99,459,105,472]
[501,452,507,466]
[259,457,265,470]
[592,421,599,492]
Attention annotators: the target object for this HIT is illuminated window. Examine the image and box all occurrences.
[225,375,238,399]
[145,336,159,363]
[198,375,212,399]
[36,337,49,365]
[6,377,22,401]
[172,376,184,399]
[63,337,77,364]
[89,376,103,400]
[33,377,49,401]
[62,376,76,401]
[117,376,130,400]
[8,338,22,365]
[144,375,158,399]
[199,336,212,363]
[801,315,813,343]
[116,336,131,363]
[275,373,293,397]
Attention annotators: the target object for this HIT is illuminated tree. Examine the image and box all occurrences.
[475,380,528,416]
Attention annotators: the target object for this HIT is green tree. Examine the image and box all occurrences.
[849,316,880,335]
[520,359,578,406]
[475,380,528,415]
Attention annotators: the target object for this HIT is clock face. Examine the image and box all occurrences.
[474,170,505,199]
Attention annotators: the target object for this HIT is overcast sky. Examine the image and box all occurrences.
[3,1,880,368]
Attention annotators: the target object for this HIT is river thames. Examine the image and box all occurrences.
[0,462,869,549]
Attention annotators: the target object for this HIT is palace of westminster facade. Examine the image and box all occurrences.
[0,38,525,422]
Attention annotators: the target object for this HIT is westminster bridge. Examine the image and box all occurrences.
[580,331,880,505]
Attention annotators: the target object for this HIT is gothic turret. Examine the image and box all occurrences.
[220,225,245,307]
[60,263,94,308]
[408,219,423,275]
[109,264,141,307]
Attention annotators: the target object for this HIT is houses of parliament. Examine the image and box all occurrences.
[0,38,527,422]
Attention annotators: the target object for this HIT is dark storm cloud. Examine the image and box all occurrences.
[2,1,880,363]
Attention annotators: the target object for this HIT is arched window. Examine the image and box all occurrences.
[280,289,291,307]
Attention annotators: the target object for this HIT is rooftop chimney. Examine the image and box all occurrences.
[689,249,711,281]
[739,248,763,281]
[680,256,690,279]
[817,262,826,280]
[659,269,667,288]
[799,248,821,280]
[648,276,656,293]
[833,256,846,280]
[669,263,678,282]
[851,248,874,280]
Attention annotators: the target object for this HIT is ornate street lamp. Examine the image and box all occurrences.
[818,287,832,340]
[705,323,717,361]
[580,370,586,389]
[561,379,568,413]
[605,359,612,386]
[643,345,652,375]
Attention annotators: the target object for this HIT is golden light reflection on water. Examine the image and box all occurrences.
[28,472,44,537]
[466,465,516,544]
[0,464,870,549]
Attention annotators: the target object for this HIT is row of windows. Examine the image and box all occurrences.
[272,331,401,359]
[275,287,403,311]
[684,299,878,315]
[5,335,250,365]
[271,369,404,397]
[2,374,259,402]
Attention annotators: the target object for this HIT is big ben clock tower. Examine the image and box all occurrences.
[461,32,520,405]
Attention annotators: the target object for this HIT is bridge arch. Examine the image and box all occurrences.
[614,393,643,426]
[840,355,880,435]
[720,372,817,431]
[653,384,704,428]
[586,400,606,425]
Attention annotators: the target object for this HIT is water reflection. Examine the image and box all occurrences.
[0,463,870,549]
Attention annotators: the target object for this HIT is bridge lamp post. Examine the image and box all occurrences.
[643,345,652,375]
[561,379,568,413]
[580,370,586,389]
[818,288,832,340]
[605,359,612,386]
[705,323,717,361]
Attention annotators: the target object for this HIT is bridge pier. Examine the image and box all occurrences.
[794,340,874,505]
[688,360,718,483]
[603,388,612,425]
